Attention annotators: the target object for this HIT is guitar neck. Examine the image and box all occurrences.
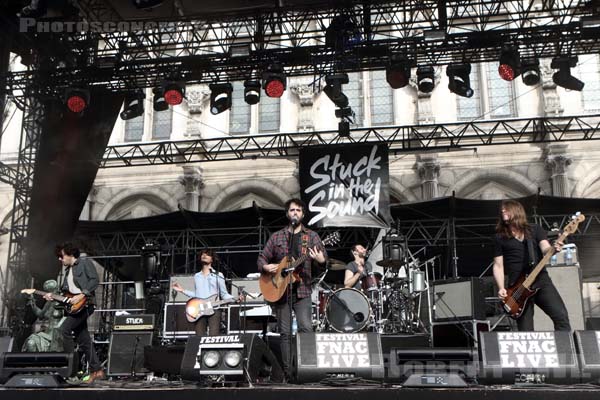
[522,230,569,288]
[32,290,68,303]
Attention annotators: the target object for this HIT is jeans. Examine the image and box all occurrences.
[517,273,571,331]
[273,294,312,375]
[60,306,102,372]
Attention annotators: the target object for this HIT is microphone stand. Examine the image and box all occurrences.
[130,335,140,379]
[285,227,295,380]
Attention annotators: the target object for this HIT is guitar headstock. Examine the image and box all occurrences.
[21,289,35,295]
[562,212,585,235]
[322,231,340,247]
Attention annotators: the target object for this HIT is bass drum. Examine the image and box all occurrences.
[325,288,371,333]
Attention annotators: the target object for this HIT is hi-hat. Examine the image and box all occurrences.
[376,259,404,270]
[328,259,347,270]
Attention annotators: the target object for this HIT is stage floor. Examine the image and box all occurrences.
[2,381,600,400]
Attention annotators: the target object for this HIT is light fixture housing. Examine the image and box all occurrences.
[244,80,261,105]
[323,73,350,108]
[262,65,286,98]
[64,88,90,114]
[209,83,233,115]
[551,56,585,91]
[386,55,412,89]
[521,59,541,86]
[447,63,474,98]
[417,66,435,93]
[120,91,145,120]
[498,46,521,81]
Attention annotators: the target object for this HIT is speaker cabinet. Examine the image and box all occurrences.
[574,330,600,381]
[534,266,584,331]
[230,278,264,303]
[0,352,77,384]
[107,331,153,376]
[480,331,579,384]
[168,275,195,302]
[295,333,384,383]
[144,345,186,376]
[432,278,485,321]
[180,334,284,383]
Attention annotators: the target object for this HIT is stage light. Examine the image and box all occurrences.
[196,343,245,375]
[521,59,540,86]
[417,66,435,93]
[498,46,520,81]
[131,0,164,9]
[64,88,90,114]
[551,56,585,91]
[447,64,474,98]
[386,55,411,89]
[244,80,261,105]
[209,83,233,115]
[152,87,168,112]
[163,81,185,106]
[120,91,145,120]
[325,15,362,51]
[323,73,349,108]
[262,65,286,98]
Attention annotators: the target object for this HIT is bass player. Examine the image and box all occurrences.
[493,199,571,331]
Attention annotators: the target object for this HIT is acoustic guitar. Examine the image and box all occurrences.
[502,213,585,319]
[259,231,340,302]
[21,289,88,315]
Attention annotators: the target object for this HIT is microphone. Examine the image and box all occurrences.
[171,288,177,300]
[291,216,299,227]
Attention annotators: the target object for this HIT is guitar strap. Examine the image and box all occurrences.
[526,236,537,271]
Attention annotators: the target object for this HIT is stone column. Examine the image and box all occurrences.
[416,155,441,200]
[410,67,441,125]
[545,145,572,197]
[290,82,317,132]
[185,88,209,137]
[179,166,204,211]
[540,59,564,116]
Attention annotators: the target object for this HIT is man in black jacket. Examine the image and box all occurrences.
[46,242,104,382]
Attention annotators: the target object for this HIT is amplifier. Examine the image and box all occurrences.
[163,302,196,338]
[431,278,485,321]
[114,314,155,331]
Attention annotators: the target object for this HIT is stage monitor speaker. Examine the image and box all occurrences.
[387,347,477,385]
[534,266,584,331]
[180,334,284,383]
[574,330,600,382]
[0,352,77,384]
[296,332,384,383]
[480,331,579,384]
[168,275,195,302]
[163,302,196,337]
[144,344,186,376]
[432,278,485,321]
[432,320,490,349]
[107,331,153,376]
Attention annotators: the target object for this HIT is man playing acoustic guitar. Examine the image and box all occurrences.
[493,200,571,331]
[257,198,327,378]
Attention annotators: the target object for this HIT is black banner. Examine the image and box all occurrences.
[299,143,391,228]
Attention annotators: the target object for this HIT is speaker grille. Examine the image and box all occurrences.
[107,331,153,376]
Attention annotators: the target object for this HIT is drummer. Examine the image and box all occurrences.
[343,244,373,290]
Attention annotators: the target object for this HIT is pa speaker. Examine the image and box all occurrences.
[574,330,600,382]
[0,352,77,384]
[432,278,485,321]
[534,266,584,331]
[480,331,579,384]
[180,334,284,383]
[107,331,153,376]
[295,333,384,383]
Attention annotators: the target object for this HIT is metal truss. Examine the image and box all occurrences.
[0,96,43,328]
[99,114,600,167]
[5,1,600,96]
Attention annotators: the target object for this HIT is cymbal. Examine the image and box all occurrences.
[328,258,347,271]
[376,259,404,269]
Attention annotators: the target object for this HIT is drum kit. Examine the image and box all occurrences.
[311,257,429,334]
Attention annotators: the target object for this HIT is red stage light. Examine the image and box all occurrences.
[498,64,516,81]
[264,79,285,98]
[164,86,184,105]
[65,89,89,113]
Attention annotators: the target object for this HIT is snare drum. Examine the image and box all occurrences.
[325,288,371,333]
[361,272,382,292]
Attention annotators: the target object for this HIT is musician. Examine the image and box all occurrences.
[257,198,327,377]
[172,249,235,336]
[493,199,571,331]
[49,242,104,383]
[344,244,372,290]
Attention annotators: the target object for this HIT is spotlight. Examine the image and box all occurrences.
[325,15,362,51]
[262,65,286,98]
[551,56,585,91]
[163,81,185,106]
[153,87,168,112]
[209,83,233,115]
[120,91,145,120]
[521,59,540,86]
[131,0,164,9]
[417,66,435,93]
[338,121,350,138]
[323,73,349,108]
[386,55,412,89]
[498,46,521,81]
[447,63,474,98]
[64,88,90,114]
[244,80,261,105]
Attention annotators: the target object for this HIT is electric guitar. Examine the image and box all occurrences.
[185,295,237,322]
[502,213,585,319]
[21,289,88,315]
[259,231,340,302]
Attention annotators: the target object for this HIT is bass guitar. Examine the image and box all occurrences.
[502,213,585,319]
[185,295,237,322]
[21,289,87,315]
[259,231,340,302]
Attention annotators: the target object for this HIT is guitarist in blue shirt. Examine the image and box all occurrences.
[172,249,236,336]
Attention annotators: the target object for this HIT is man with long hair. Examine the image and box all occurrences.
[493,199,571,331]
